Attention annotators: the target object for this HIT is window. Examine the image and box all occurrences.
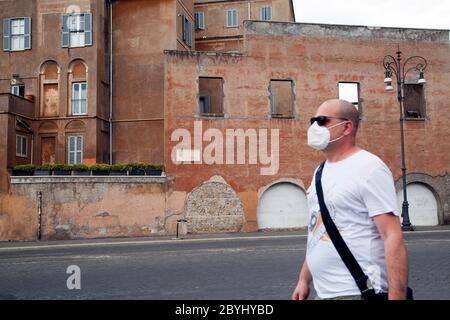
[11,84,25,97]
[226,9,238,27]
[261,6,272,21]
[199,77,223,116]
[182,16,192,48]
[3,17,31,51]
[404,84,425,119]
[16,134,27,157]
[61,13,92,48]
[338,82,360,110]
[195,12,205,30]
[270,80,294,118]
[68,135,83,164]
[72,82,87,115]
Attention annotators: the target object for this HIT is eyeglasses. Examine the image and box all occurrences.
[310,115,348,126]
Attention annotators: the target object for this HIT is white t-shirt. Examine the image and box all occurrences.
[306,149,400,299]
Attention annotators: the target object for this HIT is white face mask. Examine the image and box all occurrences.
[307,121,348,150]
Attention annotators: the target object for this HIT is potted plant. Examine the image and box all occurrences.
[110,163,128,176]
[13,164,36,176]
[72,164,89,176]
[145,164,163,176]
[53,164,72,176]
[128,162,146,176]
[34,163,54,176]
[90,163,110,176]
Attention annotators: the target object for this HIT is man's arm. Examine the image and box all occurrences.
[373,213,408,300]
[292,259,312,300]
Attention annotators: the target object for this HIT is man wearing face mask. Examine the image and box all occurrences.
[292,99,408,300]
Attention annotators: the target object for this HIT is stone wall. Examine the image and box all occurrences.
[185,175,245,233]
[0,176,187,241]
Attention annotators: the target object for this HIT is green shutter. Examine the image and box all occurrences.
[84,13,92,46]
[61,15,69,47]
[3,18,10,51]
[24,17,31,49]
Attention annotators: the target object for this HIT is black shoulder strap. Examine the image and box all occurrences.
[315,161,375,298]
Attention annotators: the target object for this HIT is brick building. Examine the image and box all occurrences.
[0,0,449,240]
[0,0,110,193]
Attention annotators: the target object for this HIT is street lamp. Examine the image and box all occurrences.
[383,48,427,231]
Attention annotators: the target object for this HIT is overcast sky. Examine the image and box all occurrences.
[293,0,450,30]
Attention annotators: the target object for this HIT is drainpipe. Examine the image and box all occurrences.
[109,0,113,165]
[30,133,34,164]
[248,2,251,19]
[37,191,42,240]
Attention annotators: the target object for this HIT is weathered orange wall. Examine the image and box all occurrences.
[112,0,181,164]
[0,177,186,241]
[164,21,450,230]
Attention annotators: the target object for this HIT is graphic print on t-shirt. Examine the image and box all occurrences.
[307,199,339,251]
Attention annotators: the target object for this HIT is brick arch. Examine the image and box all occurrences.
[68,59,88,79]
[185,175,245,233]
[38,120,58,133]
[395,173,445,225]
[40,60,60,80]
[65,119,86,132]
[257,178,306,199]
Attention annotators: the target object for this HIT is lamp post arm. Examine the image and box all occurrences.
[402,56,427,79]
[383,55,399,78]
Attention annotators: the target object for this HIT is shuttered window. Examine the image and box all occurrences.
[72,82,87,115]
[261,6,272,21]
[195,12,205,30]
[11,84,25,97]
[68,136,83,164]
[61,13,92,48]
[3,17,31,51]
[16,134,28,157]
[226,9,238,27]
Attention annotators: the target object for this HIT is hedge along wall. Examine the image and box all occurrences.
[0,176,187,240]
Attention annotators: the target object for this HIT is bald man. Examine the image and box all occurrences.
[292,99,408,300]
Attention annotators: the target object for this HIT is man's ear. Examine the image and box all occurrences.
[344,121,353,136]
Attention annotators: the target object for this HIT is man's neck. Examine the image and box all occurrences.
[324,144,361,163]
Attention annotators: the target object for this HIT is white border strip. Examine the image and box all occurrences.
[0,229,448,252]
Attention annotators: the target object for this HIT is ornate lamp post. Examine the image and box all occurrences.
[382,48,427,231]
[383,48,427,231]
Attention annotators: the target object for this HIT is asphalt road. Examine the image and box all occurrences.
[0,229,449,300]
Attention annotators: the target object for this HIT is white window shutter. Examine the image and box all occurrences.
[3,18,10,51]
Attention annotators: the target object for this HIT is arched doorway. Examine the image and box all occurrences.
[257,182,308,229]
[396,183,439,226]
